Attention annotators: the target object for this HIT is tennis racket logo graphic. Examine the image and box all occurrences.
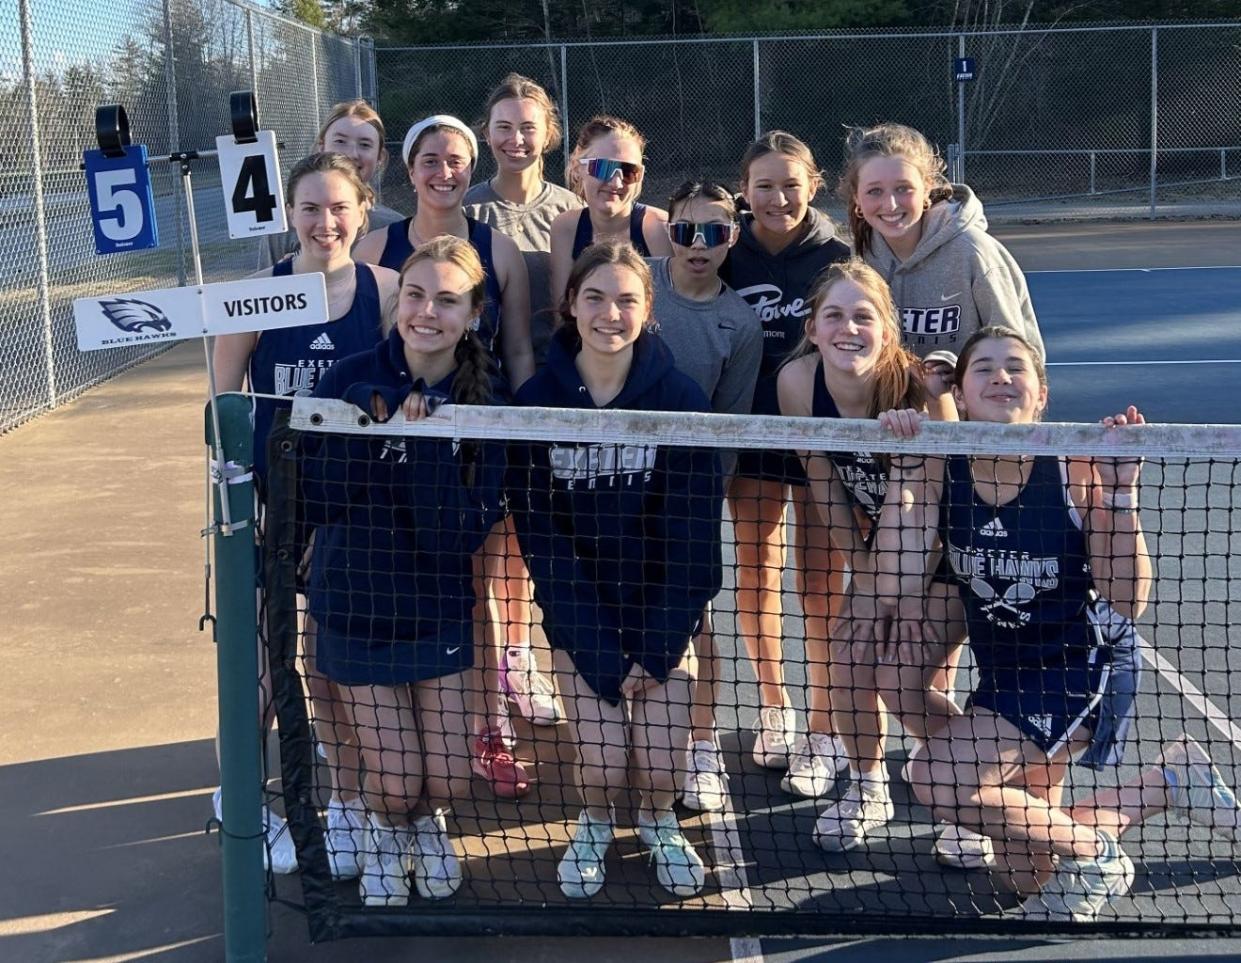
[970,577,1038,625]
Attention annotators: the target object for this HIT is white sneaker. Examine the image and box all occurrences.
[637,809,706,897]
[751,705,797,769]
[502,646,563,727]
[1159,735,1241,840]
[1020,829,1134,921]
[325,796,365,880]
[781,731,846,797]
[813,777,894,853]
[933,823,996,870]
[213,788,298,875]
[682,739,727,812]
[558,809,615,899]
[359,815,412,907]
[410,810,462,900]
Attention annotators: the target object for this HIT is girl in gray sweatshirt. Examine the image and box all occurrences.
[838,123,1044,360]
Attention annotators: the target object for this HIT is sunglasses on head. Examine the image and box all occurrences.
[580,157,643,184]
[667,221,734,248]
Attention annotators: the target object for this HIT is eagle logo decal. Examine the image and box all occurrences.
[99,298,173,333]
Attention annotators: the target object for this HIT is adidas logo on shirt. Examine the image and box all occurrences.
[979,518,1007,538]
[309,332,334,351]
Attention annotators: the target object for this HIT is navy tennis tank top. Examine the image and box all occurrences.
[248,260,383,481]
[939,454,1098,669]
[378,216,504,354]
[811,360,887,522]
[571,203,651,259]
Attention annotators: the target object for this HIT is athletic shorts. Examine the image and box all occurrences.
[315,625,474,687]
[968,647,1113,757]
[1078,600,1143,769]
[734,374,807,486]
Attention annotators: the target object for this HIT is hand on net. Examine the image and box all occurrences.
[1095,404,1146,493]
[878,407,925,439]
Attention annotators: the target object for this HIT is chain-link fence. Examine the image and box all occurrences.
[0,0,367,433]
[375,21,1241,224]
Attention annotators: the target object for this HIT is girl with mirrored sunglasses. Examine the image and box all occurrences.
[548,115,672,311]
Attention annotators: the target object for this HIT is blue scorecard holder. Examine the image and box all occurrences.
[83,144,160,255]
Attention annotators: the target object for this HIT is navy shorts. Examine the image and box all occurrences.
[969,647,1113,757]
[315,625,474,687]
[734,374,807,486]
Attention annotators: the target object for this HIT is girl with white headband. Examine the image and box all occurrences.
[354,114,535,387]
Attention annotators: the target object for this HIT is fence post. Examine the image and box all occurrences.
[369,39,378,105]
[559,44,569,145]
[245,10,259,102]
[17,0,56,410]
[1089,151,1097,194]
[309,28,321,124]
[162,0,186,287]
[956,33,966,183]
[353,38,363,99]
[1149,26,1158,219]
[206,394,267,963]
[752,38,761,141]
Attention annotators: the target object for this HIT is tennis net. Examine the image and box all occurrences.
[240,396,1241,939]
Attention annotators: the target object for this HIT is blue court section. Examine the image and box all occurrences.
[1029,267,1241,424]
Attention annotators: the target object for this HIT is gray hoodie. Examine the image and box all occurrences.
[863,185,1044,360]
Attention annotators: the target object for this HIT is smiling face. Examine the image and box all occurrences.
[668,195,736,280]
[807,277,890,378]
[396,257,479,359]
[856,155,931,251]
[580,131,644,217]
[955,336,1048,424]
[486,97,549,176]
[320,114,384,186]
[290,170,365,262]
[569,262,648,357]
[743,152,817,238]
[408,130,473,211]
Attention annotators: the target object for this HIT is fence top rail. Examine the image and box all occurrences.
[216,0,365,42]
[374,19,1241,52]
[968,147,1241,155]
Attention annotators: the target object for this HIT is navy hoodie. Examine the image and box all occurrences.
[722,208,851,384]
[508,327,724,704]
[299,328,506,672]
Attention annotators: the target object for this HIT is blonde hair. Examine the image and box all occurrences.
[838,123,954,256]
[785,258,925,418]
[739,130,824,197]
[285,151,374,234]
[566,115,646,198]
[399,235,495,406]
[480,74,563,176]
[315,100,388,179]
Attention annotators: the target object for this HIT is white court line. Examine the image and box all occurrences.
[1047,359,1241,366]
[1027,264,1241,274]
[1139,638,1241,753]
[699,762,763,962]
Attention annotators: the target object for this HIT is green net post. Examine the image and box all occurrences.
[205,393,268,963]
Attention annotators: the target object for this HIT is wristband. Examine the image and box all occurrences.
[1100,490,1139,512]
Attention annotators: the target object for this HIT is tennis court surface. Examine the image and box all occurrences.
[2,222,1241,962]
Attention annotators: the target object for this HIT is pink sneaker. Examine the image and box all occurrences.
[472,726,531,798]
